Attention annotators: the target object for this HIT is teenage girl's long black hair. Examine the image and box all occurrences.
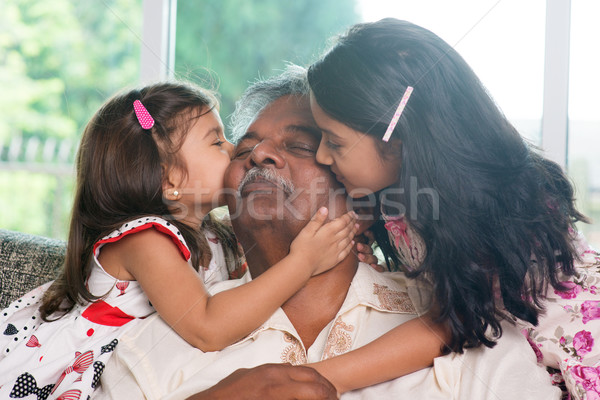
[308,18,588,351]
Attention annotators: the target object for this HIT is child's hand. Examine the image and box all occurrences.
[290,207,359,275]
[355,230,385,272]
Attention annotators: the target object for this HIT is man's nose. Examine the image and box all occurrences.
[247,140,286,169]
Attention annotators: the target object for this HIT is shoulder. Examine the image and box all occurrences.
[94,216,191,261]
[347,264,422,315]
[100,314,206,398]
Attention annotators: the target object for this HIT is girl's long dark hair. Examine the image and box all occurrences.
[40,82,241,321]
[308,18,588,351]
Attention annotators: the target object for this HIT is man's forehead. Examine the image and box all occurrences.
[238,95,318,143]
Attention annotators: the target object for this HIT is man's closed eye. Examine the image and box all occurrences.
[233,148,253,159]
[287,143,317,156]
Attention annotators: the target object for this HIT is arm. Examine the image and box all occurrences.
[309,314,451,394]
[101,208,357,352]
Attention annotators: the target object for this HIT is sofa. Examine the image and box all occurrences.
[0,229,65,309]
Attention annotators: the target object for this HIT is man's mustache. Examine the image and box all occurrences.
[237,167,295,196]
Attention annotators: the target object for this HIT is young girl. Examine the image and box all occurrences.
[305,18,600,399]
[0,82,360,398]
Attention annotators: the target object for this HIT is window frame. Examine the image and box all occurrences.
[142,0,572,168]
[140,0,177,82]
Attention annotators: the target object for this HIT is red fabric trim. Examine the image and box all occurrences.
[93,221,191,261]
[229,262,248,279]
[81,300,135,327]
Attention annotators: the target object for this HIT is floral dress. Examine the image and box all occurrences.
[381,210,600,400]
[0,216,229,399]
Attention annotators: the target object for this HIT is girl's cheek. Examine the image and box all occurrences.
[225,141,235,157]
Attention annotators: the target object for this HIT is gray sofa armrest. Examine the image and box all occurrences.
[0,229,66,309]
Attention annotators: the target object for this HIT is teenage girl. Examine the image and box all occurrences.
[0,82,360,398]
[306,19,599,399]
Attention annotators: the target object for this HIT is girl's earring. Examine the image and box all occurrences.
[168,189,182,200]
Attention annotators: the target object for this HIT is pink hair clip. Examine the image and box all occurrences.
[382,86,413,142]
[133,100,155,130]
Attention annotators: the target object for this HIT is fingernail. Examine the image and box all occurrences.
[319,207,328,215]
[358,254,364,260]
[355,223,360,229]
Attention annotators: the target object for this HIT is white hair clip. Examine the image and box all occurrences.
[382,86,413,142]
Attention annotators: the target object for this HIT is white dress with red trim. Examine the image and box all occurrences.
[0,216,228,399]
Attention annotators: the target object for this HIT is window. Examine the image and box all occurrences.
[568,0,600,246]
[173,1,360,128]
[0,0,142,238]
[359,0,546,145]
[2,0,597,247]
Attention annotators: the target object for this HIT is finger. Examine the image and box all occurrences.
[335,222,358,237]
[365,254,379,264]
[304,207,329,235]
[358,253,378,265]
[332,222,358,242]
[336,235,355,249]
[287,365,330,383]
[337,239,356,262]
[364,230,375,245]
[326,215,357,238]
[355,242,374,255]
[288,366,338,399]
[340,210,358,225]
[329,210,353,226]
[371,263,385,272]
[353,233,368,244]
[288,365,339,399]
[283,382,338,400]
[336,214,356,231]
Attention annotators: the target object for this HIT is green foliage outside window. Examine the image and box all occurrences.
[175,0,358,130]
[0,0,358,238]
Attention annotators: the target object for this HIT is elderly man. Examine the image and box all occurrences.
[98,66,559,399]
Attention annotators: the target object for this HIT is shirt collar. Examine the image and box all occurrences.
[339,262,419,316]
[231,263,423,347]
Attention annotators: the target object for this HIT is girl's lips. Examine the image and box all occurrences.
[332,171,344,183]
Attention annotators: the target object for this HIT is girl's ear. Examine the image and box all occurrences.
[162,163,184,201]
[379,138,402,162]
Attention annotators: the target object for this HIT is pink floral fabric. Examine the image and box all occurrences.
[381,212,426,272]
[382,211,600,400]
[521,233,600,400]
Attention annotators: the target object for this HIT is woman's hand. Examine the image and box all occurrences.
[355,230,384,272]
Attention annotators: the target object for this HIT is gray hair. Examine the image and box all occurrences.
[229,64,310,143]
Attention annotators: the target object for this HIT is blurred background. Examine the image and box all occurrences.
[0,0,598,248]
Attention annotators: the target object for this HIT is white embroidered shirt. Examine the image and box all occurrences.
[97,264,559,400]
